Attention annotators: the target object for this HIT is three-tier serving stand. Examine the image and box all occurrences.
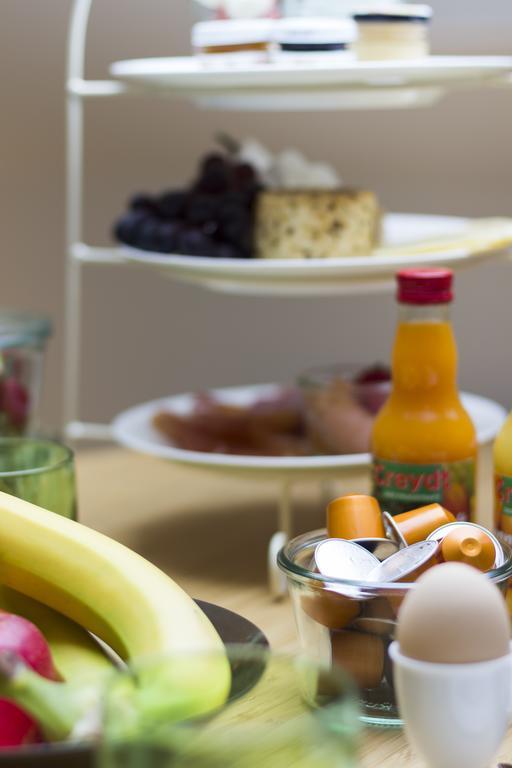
[64,0,512,595]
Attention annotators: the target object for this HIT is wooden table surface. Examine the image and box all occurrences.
[77,446,509,768]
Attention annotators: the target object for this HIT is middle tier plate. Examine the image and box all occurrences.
[120,214,512,297]
[112,385,507,481]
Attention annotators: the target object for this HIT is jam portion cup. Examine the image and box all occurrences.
[278,529,512,727]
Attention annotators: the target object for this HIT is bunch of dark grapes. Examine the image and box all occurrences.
[113,152,262,259]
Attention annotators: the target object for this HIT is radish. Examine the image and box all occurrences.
[0,700,42,747]
[0,612,61,682]
[0,612,62,747]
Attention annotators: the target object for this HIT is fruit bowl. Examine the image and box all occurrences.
[0,602,267,767]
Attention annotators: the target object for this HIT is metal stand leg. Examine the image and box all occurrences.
[268,481,293,600]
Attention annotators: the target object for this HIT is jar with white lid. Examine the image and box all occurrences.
[273,17,355,62]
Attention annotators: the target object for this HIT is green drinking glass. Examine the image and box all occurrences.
[99,645,360,768]
[0,437,77,520]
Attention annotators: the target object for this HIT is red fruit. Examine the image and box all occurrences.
[0,613,61,682]
[354,364,392,415]
[1,378,30,430]
[0,700,42,748]
[355,364,391,385]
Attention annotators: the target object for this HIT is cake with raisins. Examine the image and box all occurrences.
[255,189,381,260]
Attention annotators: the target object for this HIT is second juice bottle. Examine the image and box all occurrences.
[372,268,477,521]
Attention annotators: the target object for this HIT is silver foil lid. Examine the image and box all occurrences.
[367,540,439,584]
[314,539,380,598]
[315,539,380,580]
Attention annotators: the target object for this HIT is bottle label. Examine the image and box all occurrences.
[372,458,475,520]
[495,474,512,535]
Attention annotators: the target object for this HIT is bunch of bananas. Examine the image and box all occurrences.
[0,491,231,742]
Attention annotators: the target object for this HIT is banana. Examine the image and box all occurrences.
[0,491,230,713]
[0,587,115,684]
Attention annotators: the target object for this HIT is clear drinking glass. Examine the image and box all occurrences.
[99,645,360,768]
[0,437,77,520]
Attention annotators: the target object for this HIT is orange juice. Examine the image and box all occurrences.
[372,269,477,520]
[494,412,512,537]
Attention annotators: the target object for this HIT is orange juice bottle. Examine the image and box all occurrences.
[372,269,477,520]
[494,413,512,537]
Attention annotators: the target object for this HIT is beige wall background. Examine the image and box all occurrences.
[1,0,512,431]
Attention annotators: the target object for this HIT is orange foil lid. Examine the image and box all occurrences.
[327,495,385,540]
[391,504,456,546]
[440,526,496,572]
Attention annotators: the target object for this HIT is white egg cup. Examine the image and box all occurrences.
[389,641,512,768]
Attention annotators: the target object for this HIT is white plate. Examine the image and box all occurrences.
[121,214,512,297]
[185,87,443,111]
[110,55,512,92]
[112,385,507,481]
[110,56,512,111]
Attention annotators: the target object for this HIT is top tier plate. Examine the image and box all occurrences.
[109,56,512,111]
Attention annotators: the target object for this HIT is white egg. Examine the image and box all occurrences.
[397,563,511,664]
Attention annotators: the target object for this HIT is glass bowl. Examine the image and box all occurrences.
[298,364,391,456]
[0,312,52,436]
[100,645,360,768]
[278,529,512,727]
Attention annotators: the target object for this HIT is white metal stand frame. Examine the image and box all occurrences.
[64,0,296,595]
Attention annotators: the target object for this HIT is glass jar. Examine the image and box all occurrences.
[278,529,512,726]
[0,311,52,436]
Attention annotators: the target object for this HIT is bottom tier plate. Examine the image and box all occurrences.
[111,384,507,481]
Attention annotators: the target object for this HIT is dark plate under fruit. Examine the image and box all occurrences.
[0,601,269,767]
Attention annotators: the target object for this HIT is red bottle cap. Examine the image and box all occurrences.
[397,269,453,305]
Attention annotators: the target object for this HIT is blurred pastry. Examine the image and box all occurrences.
[255,189,381,260]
